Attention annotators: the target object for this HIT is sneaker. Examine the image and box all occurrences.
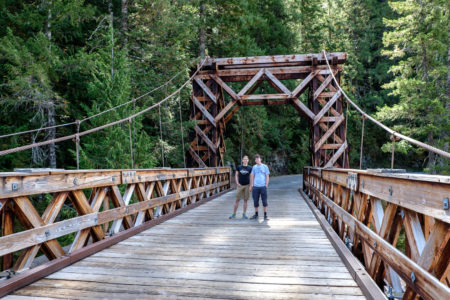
[250,214,258,220]
[242,213,248,219]
[264,215,269,221]
[229,213,236,219]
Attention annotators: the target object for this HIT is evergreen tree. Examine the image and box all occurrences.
[379,0,449,173]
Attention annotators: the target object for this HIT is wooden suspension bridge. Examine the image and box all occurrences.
[0,53,449,300]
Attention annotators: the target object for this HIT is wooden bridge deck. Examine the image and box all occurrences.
[5,175,365,300]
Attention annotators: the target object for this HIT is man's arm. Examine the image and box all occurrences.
[235,171,240,186]
[265,174,269,188]
[249,173,254,192]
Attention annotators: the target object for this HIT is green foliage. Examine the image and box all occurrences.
[380,0,449,173]
[0,0,448,174]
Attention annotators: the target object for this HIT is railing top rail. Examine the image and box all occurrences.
[305,166,450,184]
[0,167,230,178]
[304,166,450,223]
[0,167,232,199]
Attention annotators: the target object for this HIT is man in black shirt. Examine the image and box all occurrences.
[229,155,252,219]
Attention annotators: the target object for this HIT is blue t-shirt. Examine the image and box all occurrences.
[251,164,270,187]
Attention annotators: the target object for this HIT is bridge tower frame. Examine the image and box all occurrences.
[188,52,349,168]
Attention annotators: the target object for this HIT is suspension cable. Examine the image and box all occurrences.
[0,58,207,157]
[359,116,365,169]
[391,135,396,169]
[177,91,186,168]
[158,104,165,167]
[128,118,134,169]
[321,50,450,160]
[0,67,187,140]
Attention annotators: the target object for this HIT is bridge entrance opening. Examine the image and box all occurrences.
[187,52,349,168]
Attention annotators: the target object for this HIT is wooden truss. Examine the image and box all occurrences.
[188,52,349,168]
[303,167,450,300]
[0,168,230,273]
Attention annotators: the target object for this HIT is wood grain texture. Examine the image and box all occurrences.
[303,168,450,300]
[6,175,365,300]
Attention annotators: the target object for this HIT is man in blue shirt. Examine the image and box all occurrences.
[249,154,270,220]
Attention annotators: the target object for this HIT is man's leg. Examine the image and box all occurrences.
[242,185,249,218]
[233,199,240,213]
[261,187,268,219]
[243,199,248,214]
[250,187,261,219]
[230,186,243,219]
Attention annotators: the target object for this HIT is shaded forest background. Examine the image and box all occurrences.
[0,0,448,174]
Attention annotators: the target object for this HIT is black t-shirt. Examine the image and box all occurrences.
[236,165,252,185]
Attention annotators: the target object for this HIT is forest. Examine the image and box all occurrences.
[0,0,449,175]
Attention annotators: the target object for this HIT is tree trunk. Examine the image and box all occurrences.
[44,0,57,168]
[418,2,435,171]
[108,1,114,80]
[47,102,57,168]
[437,27,450,170]
[199,2,206,58]
[121,0,128,48]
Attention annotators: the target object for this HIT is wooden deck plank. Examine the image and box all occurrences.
[6,175,366,299]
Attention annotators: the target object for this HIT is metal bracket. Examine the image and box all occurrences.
[344,236,353,250]
[0,269,16,279]
[122,171,137,184]
[346,172,358,191]
[443,198,449,210]
[410,272,416,283]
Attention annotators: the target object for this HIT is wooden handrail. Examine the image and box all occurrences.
[303,167,450,300]
[0,167,231,273]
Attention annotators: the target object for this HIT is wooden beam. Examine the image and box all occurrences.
[188,147,207,167]
[292,98,315,120]
[263,69,291,94]
[237,68,264,97]
[242,100,289,106]
[194,125,217,154]
[315,115,345,152]
[192,96,216,127]
[320,143,343,150]
[209,74,240,101]
[314,73,336,100]
[313,90,342,125]
[291,71,318,97]
[214,100,238,122]
[197,66,341,80]
[205,52,347,67]
[224,105,240,124]
[324,141,348,168]
[14,192,68,270]
[240,94,289,100]
[13,196,65,260]
[194,78,217,104]
[1,202,13,270]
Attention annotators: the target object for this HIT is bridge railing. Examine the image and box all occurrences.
[0,167,231,278]
[302,167,450,300]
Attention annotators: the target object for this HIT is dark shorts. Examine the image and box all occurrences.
[252,186,268,207]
